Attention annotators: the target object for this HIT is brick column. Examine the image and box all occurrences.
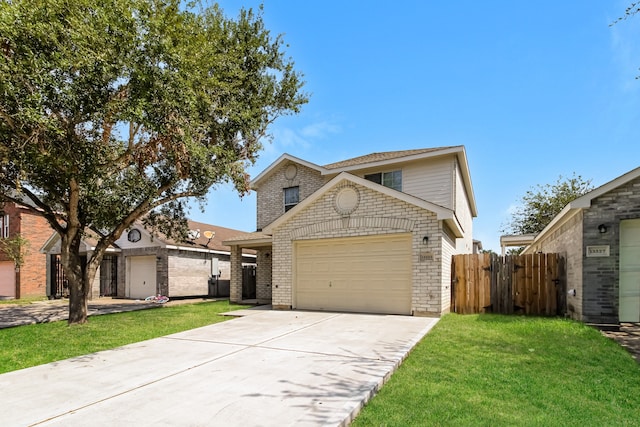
[229,245,243,303]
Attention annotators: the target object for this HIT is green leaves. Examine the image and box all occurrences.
[0,0,307,322]
[504,173,594,235]
[0,0,306,232]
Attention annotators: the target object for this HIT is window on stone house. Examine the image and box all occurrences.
[284,186,300,212]
[364,170,402,191]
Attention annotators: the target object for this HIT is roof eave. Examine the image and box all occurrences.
[250,154,325,189]
[263,172,457,234]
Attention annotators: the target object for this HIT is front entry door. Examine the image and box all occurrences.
[620,219,640,322]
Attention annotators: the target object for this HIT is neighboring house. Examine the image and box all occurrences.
[224,146,477,316]
[520,166,640,324]
[0,199,51,299]
[41,220,256,300]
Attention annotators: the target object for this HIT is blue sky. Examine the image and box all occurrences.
[191,1,640,252]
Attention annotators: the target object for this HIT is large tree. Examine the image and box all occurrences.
[502,174,594,236]
[0,0,307,323]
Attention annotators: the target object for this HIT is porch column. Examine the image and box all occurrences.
[229,245,243,303]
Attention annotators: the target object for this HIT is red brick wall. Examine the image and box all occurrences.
[1,202,53,297]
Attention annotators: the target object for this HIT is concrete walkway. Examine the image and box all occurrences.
[0,310,438,426]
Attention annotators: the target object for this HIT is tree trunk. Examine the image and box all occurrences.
[64,252,105,325]
[59,228,103,325]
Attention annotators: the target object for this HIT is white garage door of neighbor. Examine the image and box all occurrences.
[128,256,157,299]
[295,234,412,315]
[620,219,640,322]
[0,261,16,298]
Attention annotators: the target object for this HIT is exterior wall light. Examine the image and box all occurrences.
[598,224,607,234]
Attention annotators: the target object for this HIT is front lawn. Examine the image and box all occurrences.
[353,314,640,427]
[0,300,248,374]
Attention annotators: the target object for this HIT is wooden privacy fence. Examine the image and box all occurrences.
[451,253,566,316]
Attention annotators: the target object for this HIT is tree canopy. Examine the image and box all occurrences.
[0,0,307,323]
[502,174,594,236]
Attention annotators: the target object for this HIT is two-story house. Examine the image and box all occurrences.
[224,146,477,316]
[0,199,51,299]
[41,220,257,300]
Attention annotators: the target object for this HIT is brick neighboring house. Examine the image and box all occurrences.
[41,220,256,300]
[0,200,51,299]
[520,166,640,324]
[224,146,477,316]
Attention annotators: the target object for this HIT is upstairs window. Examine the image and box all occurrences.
[364,170,402,191]
[0,214,8,238]
[284,186,300,212]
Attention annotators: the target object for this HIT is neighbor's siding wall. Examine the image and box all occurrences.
[271,181,445,316]
[255,161,328,230]
[524,211,584,320]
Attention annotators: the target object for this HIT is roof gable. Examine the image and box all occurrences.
[250,146,477,216]
[263,172,464,237]
[250,153,324,189]
[523,166,640,250]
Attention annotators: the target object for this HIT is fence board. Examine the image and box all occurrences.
[451,253,565,316]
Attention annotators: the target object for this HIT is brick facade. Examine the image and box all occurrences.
[0,202,51,298]
[525,175,640,323]
[256,161,328,230]
[271,181,445,315]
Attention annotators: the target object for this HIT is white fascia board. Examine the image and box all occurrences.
[163,245,257,258]
[39,232,60,254]
[322,146,465,175]
[263,172,458,234]
[250,153,325,189]
[571,166,640,209]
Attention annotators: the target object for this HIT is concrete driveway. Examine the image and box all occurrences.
[0,309,438,426]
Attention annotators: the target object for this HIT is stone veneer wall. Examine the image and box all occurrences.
[525,211,584,320]
[271,181,444,316]
[256,161,328,230]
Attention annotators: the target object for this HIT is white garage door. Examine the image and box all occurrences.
[0,261,16,298]
[128,256,157,299]
[295,234,412,315]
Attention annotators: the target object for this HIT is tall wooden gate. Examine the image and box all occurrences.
[451,253,566,315]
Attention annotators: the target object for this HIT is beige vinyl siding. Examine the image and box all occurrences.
[402,157,454,209]
[454,161,474,253]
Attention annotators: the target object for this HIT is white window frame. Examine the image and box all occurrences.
[2,214,8,238]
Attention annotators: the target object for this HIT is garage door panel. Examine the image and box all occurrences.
[295,234,412,315]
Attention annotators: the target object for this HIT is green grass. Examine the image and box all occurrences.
[0,295,49,305]
[0,300,248,374]
[353,314,640,427]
